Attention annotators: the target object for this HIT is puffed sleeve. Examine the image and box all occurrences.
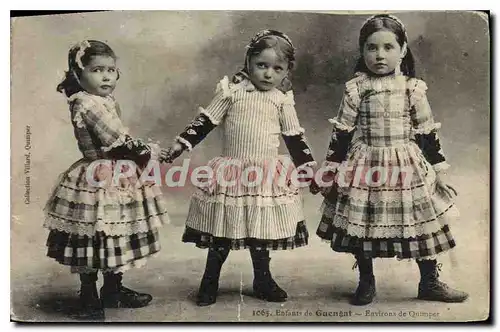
[324,77,360,170]
[175,76,233,151]
[70,93,152,167]
[280,91,316,168]
[408,78,449,172]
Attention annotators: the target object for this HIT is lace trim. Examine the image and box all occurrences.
[199,107,221,126]
[68,91,97,105]
[433,161,451,173]
[101,134,129,153]
[215,75,252,97]
[72,108,87,129]
[333,188,443,204]
[324,210,457,238]
[321,160,340,172]
[70,95,97,129]
[344,74,365,107]
[217,76,232,98]
[296,161,317,170]
[328,118,356,132]
[176,135,193,151]
[283,90,295,106]
[321,176,452,207]
[282,127,305,136]
[43,213,169,237]
[408,78,429,107]
[414,255,439,261]
[414,122,442,135]
[68,91,116,107]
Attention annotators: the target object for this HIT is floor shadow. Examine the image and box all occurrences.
[31,292,104,322]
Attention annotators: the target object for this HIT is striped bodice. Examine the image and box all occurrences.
[222,88,285,158]
[202,77,303,160]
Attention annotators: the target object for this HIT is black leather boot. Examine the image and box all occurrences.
[100,272,153,308]
[250,248,287,302]
[196,247,230,306]
[416,259,468,303]
[350,255,376,306]
[72,272,105,321]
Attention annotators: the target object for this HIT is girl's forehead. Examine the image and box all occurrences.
[86,55,116,66]
[365,30,399,44]
[251,48,288,64]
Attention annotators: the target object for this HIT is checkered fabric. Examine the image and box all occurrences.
[68,91,129,160]
[44,91,168,269]
[44,161,169,237]
[317,73,458,255]
[46,229,161,270]
[182,221,309,250]
[316,216,455,259]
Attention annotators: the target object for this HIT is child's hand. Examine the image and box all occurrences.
[160,148,173,163]
[160,142,185,163]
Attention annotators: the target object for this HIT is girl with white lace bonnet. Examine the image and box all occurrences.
[313,14,468,305]
[44,40,169,319]
[161,30,316,306]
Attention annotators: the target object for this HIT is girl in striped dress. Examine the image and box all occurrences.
[161,30,316,306]
[313,15,468,305]
[44,40,169,319]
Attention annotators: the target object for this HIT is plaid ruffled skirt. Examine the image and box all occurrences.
[44,158,169,272]
[316,142,459,259]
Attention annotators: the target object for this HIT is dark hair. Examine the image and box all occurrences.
[57,40,118,97]
[354,15,416,77]
[234,31,296,92]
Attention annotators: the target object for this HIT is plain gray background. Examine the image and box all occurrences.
[11,11,489,322]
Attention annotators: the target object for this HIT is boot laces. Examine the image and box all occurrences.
[428,263,450,290]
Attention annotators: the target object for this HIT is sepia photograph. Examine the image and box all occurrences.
[10,10,490,322]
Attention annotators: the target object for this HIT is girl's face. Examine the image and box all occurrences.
[79,55,118,97]
[363,30,406,75]
[248,48,289,91]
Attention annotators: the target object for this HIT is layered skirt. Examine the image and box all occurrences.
[44,158,169,273]
[316,141,459,259]
[182,155,309,250]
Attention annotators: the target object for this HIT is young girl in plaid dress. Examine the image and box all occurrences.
[161,30,315,306]
[44,40,169,319]
[313,15,468,305]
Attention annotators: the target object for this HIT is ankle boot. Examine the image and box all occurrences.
[196,247,230,306]
[100,272,153,308]
[350,255,376,306]
[72,272,105,320]
[416,259,468,303]
[250,248,287,302]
